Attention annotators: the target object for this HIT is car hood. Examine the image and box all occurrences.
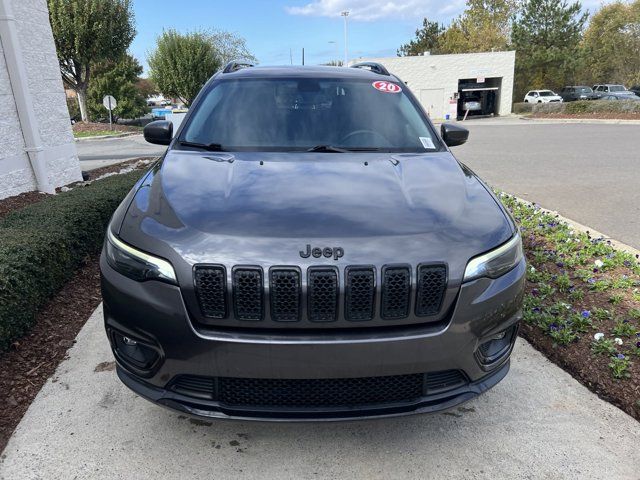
[118,150,514,283]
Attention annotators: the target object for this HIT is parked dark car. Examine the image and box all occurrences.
[629,86,640,96]
[592,84,634,98]
[100,62,525,421]
[559,86,597,102]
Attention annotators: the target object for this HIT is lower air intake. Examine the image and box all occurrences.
[219,374,424,407]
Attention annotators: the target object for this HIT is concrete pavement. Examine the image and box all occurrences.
[1,305,638,480]
[455,120,640,249]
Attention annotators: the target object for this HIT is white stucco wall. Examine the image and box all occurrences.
[355,51,516,120]
[0,0,81,199]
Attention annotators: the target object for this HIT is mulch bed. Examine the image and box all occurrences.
[0,191,50,220]
[532,112,640,120]
[520,280,640,421]
[0,255,102,454]
[72,122,142,134]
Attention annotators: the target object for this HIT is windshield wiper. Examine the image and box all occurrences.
[178,140,227,151]
[307,145,350,153]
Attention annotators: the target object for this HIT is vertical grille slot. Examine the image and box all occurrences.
[308,267,339,322]
[381,265,411,319]
[345,266,375,321]
[269,268,301,322]
[232,267,264,321]
[415,264,447,317]
[194,266,227,319]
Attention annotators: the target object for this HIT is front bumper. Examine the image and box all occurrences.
[101,254,525,421]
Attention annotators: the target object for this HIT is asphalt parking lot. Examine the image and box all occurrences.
[455,119,640,249]
[1,305,639,480]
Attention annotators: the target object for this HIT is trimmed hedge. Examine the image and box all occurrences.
[513,100,640,115]
[0,170,142,351]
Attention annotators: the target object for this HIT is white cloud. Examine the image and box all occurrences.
[285,0,459,22]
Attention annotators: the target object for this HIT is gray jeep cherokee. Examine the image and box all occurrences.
[100,62,525,421]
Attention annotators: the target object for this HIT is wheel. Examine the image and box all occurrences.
[524,100,529,103]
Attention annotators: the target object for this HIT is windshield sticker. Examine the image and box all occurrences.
[419,137,435,149]
[372,81,402,93]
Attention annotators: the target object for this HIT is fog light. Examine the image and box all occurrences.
[111,330,160,373]
[477,324,519,367]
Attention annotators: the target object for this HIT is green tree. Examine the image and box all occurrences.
[48,0,136,122]
[148,29,256,106]
[512,0,588,98]
[397,18,444,56]
[87,55,147,121]
[581,1,640,86]
[438,0,519,53]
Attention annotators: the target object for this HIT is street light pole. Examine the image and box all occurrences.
[341,10,349,66]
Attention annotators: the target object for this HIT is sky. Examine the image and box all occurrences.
[130,0,611,75]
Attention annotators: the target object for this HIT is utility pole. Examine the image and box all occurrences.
[341,10,350,66]
[302,47,305,65]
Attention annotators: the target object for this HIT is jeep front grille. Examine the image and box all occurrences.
[308,267,339,322]
[193,263,447,326]
[269,268,301,322]
[232,267,264,321]
[194,266,227,319]
[381,265,411,319]
[345,266,376,321]
[415,264,447,316]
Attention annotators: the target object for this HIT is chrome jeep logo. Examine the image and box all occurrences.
[299,244,344,261]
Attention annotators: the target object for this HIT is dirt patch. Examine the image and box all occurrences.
[531,112,640,120]
[0,256,102,454]
[94,361,116,373]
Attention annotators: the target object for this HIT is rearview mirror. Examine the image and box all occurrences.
[441,123,469,147]
[143,120,173,145]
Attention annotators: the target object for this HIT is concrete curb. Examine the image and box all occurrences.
[74,132,141,142]
[518,116,640,125]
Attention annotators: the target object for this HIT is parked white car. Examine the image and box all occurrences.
[524,90,563,103]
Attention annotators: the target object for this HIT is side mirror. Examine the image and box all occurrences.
[441,123,469,147]
[143,120,173,145]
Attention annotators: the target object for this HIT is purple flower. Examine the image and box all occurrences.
[581,310,590,318]
[549,323,559,331]
[636,341,640,348]
[531,288,539,297]
[587,278,596,284]
[533,307,541,313]
[556,262,564,268]
[616,354,625,360]
[623,319,629,324]
[624,260,631,267]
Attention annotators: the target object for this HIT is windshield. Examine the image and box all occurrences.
[179,77,440,152]
[609,85,626,92]
[577,87,593,93]
[539,91,555,96]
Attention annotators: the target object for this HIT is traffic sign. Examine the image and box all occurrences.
[103,95,117,110]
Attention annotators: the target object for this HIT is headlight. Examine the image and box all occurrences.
[463,233,523,282]
[105,229,177,284]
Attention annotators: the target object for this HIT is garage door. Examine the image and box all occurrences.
[419,88,445,119]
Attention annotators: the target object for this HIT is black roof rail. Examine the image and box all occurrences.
[222,60,255,74]
[349,62,390,76]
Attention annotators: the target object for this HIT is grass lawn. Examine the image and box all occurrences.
[499,192,640,420]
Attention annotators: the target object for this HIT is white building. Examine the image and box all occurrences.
[0,0,81,199]
[356,51,516,121]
